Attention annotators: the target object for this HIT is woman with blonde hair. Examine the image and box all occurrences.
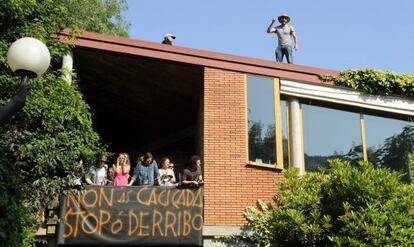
[112,153,131,186]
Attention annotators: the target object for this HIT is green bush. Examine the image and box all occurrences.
[0,157,33,247]
[245,159,414,246]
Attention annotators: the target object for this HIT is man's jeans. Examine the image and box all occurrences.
[275,45,293,64]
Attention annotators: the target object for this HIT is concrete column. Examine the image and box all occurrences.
[288,97,304,175]
[62,51,73,83]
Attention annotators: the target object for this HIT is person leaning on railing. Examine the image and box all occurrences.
[112,153,131,186]
[85,154,110,186]
[159,157,177,187]
[128,152,160,186]
[181,155,204,188]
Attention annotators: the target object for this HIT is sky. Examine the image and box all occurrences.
[122,1,414,156]
[123,0,414,74]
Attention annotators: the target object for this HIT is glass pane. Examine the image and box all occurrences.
[302,103,362,172]
[247,75,276,165]
[281,100,289,169]
[365,115,414,182]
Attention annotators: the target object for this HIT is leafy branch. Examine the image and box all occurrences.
[321,69,414,98]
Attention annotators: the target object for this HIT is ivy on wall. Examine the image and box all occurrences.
[321,69,414,98]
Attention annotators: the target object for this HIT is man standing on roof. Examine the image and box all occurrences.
[162,33,176,45]
[267,13,299,64]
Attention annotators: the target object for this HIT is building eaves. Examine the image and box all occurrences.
[56,28,339,85]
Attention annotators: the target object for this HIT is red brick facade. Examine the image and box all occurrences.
[203,67,284,226]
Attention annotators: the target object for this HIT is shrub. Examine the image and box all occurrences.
[245,159,414,246]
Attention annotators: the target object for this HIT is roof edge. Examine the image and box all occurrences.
[56,28,339,84]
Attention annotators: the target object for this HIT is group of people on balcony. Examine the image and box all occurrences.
[85,152,203,188]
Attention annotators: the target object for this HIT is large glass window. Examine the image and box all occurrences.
[302,103,362,171]
[247,75,281,167]
[365,115,414,182]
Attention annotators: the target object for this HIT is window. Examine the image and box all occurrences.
[300,98,414,175]
[246,74,283,169]
[364,114,414,182]
[302,102,362,172]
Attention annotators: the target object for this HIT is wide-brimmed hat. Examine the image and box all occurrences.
[278,13,290,23]
[99,155,107,162]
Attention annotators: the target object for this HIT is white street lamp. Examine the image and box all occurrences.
[0,37,51,124]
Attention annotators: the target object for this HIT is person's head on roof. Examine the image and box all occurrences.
[162,33,176,45]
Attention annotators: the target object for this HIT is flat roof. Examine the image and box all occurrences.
[57,29,339,85]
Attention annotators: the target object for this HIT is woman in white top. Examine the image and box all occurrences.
[159,157,176,187]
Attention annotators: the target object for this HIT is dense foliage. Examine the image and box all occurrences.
[57,0,130,37]
[321,69,414,98]
[0,72,102,209]
[245,159,414,246]
[0,0,129,246]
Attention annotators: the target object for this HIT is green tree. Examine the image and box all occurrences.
[263,124,276,164]
[248,121,264,162]
[57,0,130,37]
[248,121,278,164]
[0,0,129,246]
[244,159,414,246]
[374,125,414,182]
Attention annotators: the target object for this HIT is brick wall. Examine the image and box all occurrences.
[203,67,284,226]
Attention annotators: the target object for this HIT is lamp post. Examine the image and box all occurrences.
[0,37,51,124]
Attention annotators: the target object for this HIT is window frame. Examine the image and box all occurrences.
[245,75,284,170]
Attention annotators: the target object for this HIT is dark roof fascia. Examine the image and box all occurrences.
[56,29,339,85]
